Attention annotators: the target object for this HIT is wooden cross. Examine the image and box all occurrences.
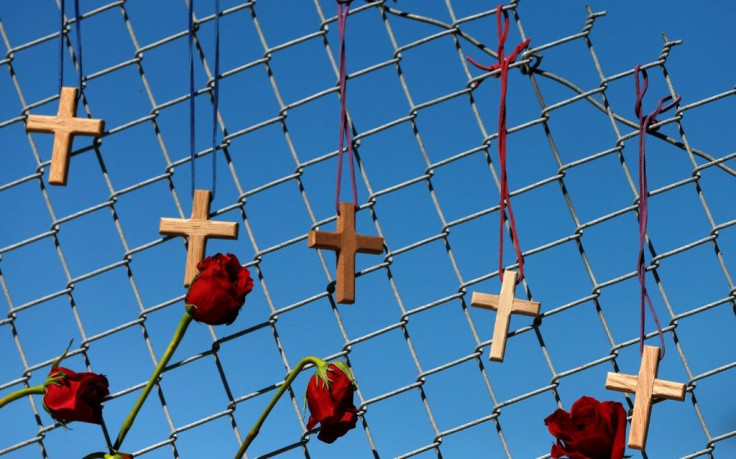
[25,87,105,186]
[605,345,686,450]
[471,270,540,362]
[308,202,383,304]
[159,189,239,287]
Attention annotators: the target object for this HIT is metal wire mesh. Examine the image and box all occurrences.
[1,0,735,457]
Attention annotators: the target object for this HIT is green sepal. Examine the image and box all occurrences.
[304,359,332,414]
[41,369,68,422]
[330,361,355,386]
[81,453,107,459]
[50,340,73,371]
[41,393,69,429]
[314,361,332,390]
[42,373,66,388]
[105,453,133,459]
[41,365,69,427]
[184,304,198,317]
[42,402,69,430]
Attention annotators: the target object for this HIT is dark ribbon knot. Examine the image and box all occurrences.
[634,65,681,132]
[467,5,531,85]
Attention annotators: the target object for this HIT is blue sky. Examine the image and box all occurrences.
[0,1,735,458]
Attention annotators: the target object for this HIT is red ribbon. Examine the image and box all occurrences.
[633,65,680,359]
[468,5,530,283]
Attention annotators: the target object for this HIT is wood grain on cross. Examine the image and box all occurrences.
[605,345,686,450]
[25,87,105,186]
[308,202,383,304]
[159,189,239,287]
[471,270,540,362]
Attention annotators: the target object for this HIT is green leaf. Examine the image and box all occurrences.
[50,340,73,371]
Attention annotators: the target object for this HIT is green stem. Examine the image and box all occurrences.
[234,356,327,459]
[0,385,44,409]
[113,312,194,450]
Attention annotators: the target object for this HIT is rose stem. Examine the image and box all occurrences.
[234,356,327,459]
[113,312,194,450]
[0,385,44,409]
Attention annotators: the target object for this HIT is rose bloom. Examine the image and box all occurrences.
[306,363,359,444]
[544,396,627,459]
[43,367,110,424]
[185,253,254,325]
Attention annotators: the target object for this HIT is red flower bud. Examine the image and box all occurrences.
[544,396,627,459]
[43,367,110,424]
[185,253,254,325]
[306,363,358,444]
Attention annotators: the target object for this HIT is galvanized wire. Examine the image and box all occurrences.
[0,0,734,458]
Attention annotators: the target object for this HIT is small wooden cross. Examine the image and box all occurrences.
[308,202,383,304]
[471,270,540,362]
[25,87,105,186]
[159,189,239,287]
[605,345,686,450]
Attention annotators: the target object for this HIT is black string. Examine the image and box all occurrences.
[59,0,84,98]
[211,0,220,197]
[189,0,196,197]
[189,0,220,198]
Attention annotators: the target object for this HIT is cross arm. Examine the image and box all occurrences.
[652,379,686,401]
[511,298,540,316]
[605,372,685,401]
[159,218,238,238]
[355,234,383,254]
[26,115,104,136]
[471,292,501,311]
[471,292,539,316]
[308,230,342,250]
[605,372,638,393]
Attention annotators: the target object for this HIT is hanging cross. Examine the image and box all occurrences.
[605,345,686,450]
[308,202,383,304]
[471,270,540,362]
[159,189,239,287]
[25,87,105,186]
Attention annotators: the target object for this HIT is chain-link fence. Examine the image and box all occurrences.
[1,0,735,457]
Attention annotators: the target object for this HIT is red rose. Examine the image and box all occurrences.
[185,253,254,325]
[544,396,627,459]
[43,367,110,424]
[306,363,359,443]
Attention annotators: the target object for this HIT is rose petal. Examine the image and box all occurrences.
[185,253,253,325]
[544,396,627,459]
[44,367,109,424]
[305,364,358,444]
